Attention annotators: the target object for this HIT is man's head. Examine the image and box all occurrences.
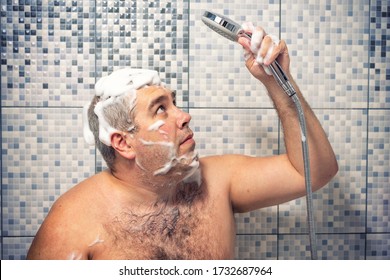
[84,68,162,171]
[85,68,199,182]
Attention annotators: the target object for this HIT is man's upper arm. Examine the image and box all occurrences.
[227,154,306,213]
[27,201,87,260]
[27,214,63,259]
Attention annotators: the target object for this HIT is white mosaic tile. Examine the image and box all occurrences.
[1,0,389,260]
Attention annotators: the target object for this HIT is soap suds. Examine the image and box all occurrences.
[300,128,306,142]
[88,234,104,247]
[139,139,174,148]
[262,34,280,64]
[138,137,200,183]
[68,251,82,260]
[83,68,163,146]
[153,152,199,177]
[241,24,280,76]
[148,120,165,131]
[183,161,202,186]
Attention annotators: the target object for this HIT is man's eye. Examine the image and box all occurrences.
[156,105,166,114]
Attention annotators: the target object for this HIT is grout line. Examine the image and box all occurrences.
[2,106,389,111]
[364,0,372,261]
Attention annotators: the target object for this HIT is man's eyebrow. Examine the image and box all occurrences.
[148,95,167,111]
[147,90,177,111]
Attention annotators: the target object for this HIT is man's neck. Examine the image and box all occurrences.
[109,161,202,205]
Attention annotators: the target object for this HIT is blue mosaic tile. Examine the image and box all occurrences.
[0,0,96,107]
[367,110,390,232]
[189,1,280,108]
[190,108,279,156]
[367,233,390,260]
[94,0,189,108]
[3,237,33,260]
[279,109,367,234]
[278,234,312,260]
[281,0,370,109]
[369,0,390,108]
[235,234,277,260]
[235,207,278,235]
[2,108,96,237]
[279,234,365,260]
[1,0,389,260]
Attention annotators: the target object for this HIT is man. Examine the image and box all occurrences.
[27,25,338,259]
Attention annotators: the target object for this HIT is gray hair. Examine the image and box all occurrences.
[88,94,138,171]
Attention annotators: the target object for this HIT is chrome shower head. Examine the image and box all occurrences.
[201,11,248,42]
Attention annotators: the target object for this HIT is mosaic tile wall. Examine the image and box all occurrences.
[1,0,389,260]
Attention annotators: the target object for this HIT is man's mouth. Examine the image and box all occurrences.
[180,133,195,146]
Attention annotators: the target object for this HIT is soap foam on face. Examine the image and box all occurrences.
[148,120,165,131]
[139,118,200,183]
[139,137,199,179]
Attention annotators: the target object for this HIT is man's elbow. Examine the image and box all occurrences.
[314,157,339,189]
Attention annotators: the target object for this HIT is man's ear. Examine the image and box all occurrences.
[110,132,136,159]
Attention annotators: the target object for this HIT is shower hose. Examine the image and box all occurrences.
[268,61,318,260]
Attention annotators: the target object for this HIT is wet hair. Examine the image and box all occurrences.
[87,94,138,171]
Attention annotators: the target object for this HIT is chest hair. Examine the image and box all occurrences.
[102,182,221,259]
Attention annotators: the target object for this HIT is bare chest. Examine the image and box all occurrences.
[92,199,235,259]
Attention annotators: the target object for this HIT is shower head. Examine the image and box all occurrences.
[201,11,250,42]
[201,10,296,97]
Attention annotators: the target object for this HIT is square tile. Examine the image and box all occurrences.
[279,234,365,260]
[94,0,189,108]
[279,109,367,234]
[2,108,96,236]
[189,0,280,108]
[281,0,370,109]
[1,0,390,261]
[235,234,277,260]
[2,237,33,260]
[367,233,390,260]
[190,108,279,157]
[0,0,96,107]
[235,207,278,235]
[367,109,390,232]
[369,0,390,108]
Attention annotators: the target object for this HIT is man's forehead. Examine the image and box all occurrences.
[137,85,175,98]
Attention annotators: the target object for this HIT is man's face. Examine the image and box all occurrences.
[130,86,198,179]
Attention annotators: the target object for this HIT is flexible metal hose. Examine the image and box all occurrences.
[291,93,318,260]
[269,62,318,260]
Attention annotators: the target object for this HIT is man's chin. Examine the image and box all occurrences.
[179,150,199,166]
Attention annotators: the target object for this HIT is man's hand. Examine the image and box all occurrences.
[237,24,290,86]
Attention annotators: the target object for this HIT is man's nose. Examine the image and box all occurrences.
[176,108,192,129]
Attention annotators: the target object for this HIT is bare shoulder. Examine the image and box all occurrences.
[200,154,252,176]
[199,154,248,192]
[27,172,108,259]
